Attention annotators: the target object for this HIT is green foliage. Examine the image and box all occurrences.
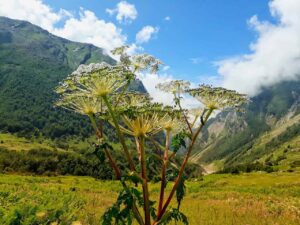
[171,132,187,153]
[0,17,144,139]
[0,182,84,225]
[0,147,116,179]
[194,80,300,168]
[101,186,156,225]
[176,176,186,209]
[266,123,300,150]
[1,173,299,225]
[157,208,188,225]
[101,187,139,225]
[220,162,275,174]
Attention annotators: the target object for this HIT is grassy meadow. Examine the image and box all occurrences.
[0,172,299,225]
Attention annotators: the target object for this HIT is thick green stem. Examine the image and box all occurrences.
[115,80,131,106]
[136,136,151,225]
[157,130,170,214]
[154,109,213,224]
[89,114,102,139]
[89,115,121,179]
[102,95,136,171]
[89,115,143,224]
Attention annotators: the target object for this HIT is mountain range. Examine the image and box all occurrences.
[191,81,300,172]
[0,16,145,139]
[0,16,299,173]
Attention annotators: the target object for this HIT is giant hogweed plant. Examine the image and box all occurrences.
[55,46,248,225]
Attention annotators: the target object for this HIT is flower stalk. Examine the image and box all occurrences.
[90,114,144,225]
[157,130,170,214]
[136,136,151,225]
[55,50,248,225]
[102,95,136,172]
[154,108,213,223]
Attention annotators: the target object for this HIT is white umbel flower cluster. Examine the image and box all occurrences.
[71,62,111,77]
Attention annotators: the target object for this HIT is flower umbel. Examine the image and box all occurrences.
[55,94,104,116]
[56,64,133,98]
[121,113,166,137]
[156,80,190,95]
[111,46,163,74]
[187,85,248,111]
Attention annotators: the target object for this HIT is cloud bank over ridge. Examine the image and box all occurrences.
[217,0,300,96]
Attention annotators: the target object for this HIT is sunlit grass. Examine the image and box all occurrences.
[0,133,56,151]
[0,172,299,224]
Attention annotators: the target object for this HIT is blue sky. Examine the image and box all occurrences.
[43,0,272,82]
[1,0,299,104]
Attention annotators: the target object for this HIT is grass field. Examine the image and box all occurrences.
[0,172,299,225]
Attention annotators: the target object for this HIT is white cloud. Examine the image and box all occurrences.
[136,26,159,44]
[0,0,127,53]
[0,0,70,31]
[106,1,137,24]
[162,66,170,71]
[53,9,126,53]
[164,16,171,21]
[138,73,199,109]
[126,43,144,55]
[217,0,300,96]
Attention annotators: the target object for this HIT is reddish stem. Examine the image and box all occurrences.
[157,130,170,214]
[154,109,213,223]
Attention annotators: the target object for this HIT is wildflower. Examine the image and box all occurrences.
[111,46,163,73]
[187,85,248,111]
[131,54,163,73]
[118,92,152,109]
[56,64,133,98]
[188,108,204,118]
[156,80,190,95]
[161,115,186,135]
[56,94,104,116]
[121,113,165,137]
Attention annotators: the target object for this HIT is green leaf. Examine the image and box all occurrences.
[176,176,186,209]
[157,208,189,225]
[171,132,187,153]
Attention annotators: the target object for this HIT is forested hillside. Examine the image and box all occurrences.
[0,17,145,139]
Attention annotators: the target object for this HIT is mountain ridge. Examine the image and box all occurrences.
[191,80,300,172]
[0,16,145,139]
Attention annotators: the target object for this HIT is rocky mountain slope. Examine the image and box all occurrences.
[191,81,300,172]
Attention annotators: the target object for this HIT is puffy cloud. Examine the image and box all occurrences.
[0,0,127,53]
[136,26,159,44]
[125,43,144,55]
[106,1,137,24]
[0,0,70,31]
[138,73,199,109]
[217,0,300,96]
[53,9,126,53]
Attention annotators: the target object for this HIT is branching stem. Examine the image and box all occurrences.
[89,114,143,224]
[136,136,151,225]
[154,108,213,223]
[157,130,170,214]
[102,95,136,171]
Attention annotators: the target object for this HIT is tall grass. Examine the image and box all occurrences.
[0,172,299,225]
